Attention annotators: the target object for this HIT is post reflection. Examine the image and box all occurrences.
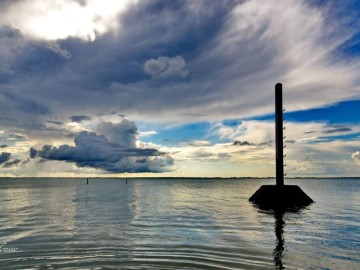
[273,210,285,270]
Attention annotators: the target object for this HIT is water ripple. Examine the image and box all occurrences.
[0,178,359,269]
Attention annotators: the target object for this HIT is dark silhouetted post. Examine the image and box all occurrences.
[275,83,284,186]
[249,83,313,209]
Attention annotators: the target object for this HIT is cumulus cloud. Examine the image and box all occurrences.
[96,120,137,148]
[144,56,188,78]
[213,121,275,145]
[352,151,360,162]
[31,120,173,173]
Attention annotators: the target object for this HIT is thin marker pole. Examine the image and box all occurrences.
[275,83,284,186]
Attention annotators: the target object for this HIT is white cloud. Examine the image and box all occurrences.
[201,120,360,176]
[352,151,360,162]
[213,121,274,144]
[0,0,139,41]
[144,56,188,78]
[212,120,360,145]
[139,131,157,137]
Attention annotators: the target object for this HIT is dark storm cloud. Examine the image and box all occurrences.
[0,152,11,164]
[0,25,70,79]
[70,115,91,122]
[0,0,240,125]
[32,120,174,173]
[0,0,359,131]
[2,92,51,115]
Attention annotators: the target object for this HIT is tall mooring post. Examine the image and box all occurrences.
[249,83,314,210]
[275,83,284,186]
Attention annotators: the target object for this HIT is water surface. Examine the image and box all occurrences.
[0,178,359,269]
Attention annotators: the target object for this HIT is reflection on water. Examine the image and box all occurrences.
[0,178,359,269]
[273,211,285,270]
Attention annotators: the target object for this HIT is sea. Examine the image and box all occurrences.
[0,178,359,270]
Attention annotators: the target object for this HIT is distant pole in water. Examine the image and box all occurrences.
[275,83,284,187]
[87,178,89,185]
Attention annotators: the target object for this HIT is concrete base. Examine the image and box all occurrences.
[249,185,313,210]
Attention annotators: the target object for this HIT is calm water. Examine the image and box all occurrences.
[0,178,359,269]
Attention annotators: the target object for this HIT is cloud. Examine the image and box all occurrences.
[213,121,275,145]
[96,120,137,147]
[29,148,38,158]
[0,152,11,164]
[233,141,254,146]
[70,115,91,122]
[12,96,51,115]
[45,42,71,59]
[144,56,188,78]
[0,0,140,41]
[0,0,359,128]
[139,131,157,137]
[155,119,360,177]
[213,120,360,145]
[47,120,63,125]
[32,120,173,173]
[352,151,360,162]
[0,0,359,178]
[323,127,352,134]
[4,158,21,167]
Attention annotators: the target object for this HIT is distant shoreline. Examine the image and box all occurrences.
[0,176,359,180]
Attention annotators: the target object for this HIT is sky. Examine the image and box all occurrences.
[0,0,360,177]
